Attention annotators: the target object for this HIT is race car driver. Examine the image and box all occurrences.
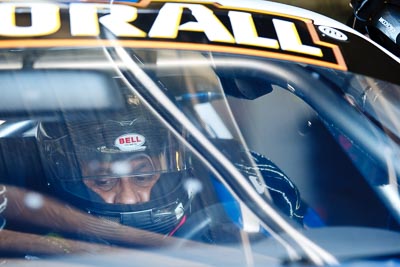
[36,100,192,237]
[35,96,309,242]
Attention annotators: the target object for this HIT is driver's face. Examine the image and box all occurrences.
[81,155,160,204]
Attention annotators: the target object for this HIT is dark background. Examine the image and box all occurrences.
[272,0,352,23]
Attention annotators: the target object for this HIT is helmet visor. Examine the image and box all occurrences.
[41,115,188,205]
[52,143,187,204]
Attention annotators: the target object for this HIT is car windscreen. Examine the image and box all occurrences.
[0,47,400,265]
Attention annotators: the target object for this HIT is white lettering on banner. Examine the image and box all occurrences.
[0,2,329,59]
[149,3,235,43]
[228,11,279,49]
[70,3,146,37]
[99,4,146,37]
[69,4,101,36]
[272,18,323,57]
[0,3,60,36]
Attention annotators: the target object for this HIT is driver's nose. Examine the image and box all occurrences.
[114,178,142,204]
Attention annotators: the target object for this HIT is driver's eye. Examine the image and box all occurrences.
[132,175,158,187]
[91,178,119,191]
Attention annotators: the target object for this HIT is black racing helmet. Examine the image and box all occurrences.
[37,102,192,235]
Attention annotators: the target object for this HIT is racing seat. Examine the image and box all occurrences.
[0,136,47,192]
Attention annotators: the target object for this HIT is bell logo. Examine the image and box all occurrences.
[115,133,146,152]
[119,135,142,144]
